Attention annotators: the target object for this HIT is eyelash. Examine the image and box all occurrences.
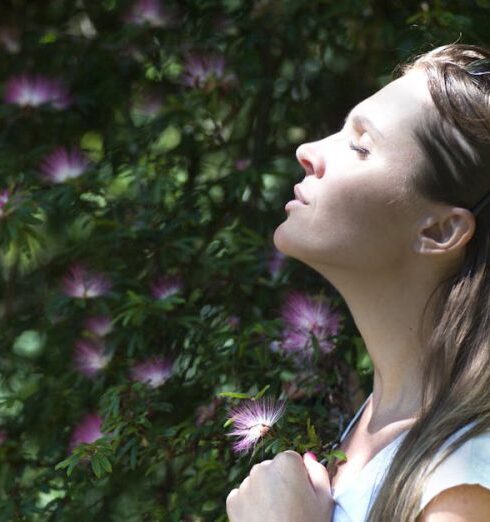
[349,141,370,157]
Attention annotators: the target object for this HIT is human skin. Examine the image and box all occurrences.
[227,68,478,521]
[274,67,475,430]
[226,451,333,522]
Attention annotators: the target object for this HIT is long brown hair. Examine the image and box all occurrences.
[365,42,490,521]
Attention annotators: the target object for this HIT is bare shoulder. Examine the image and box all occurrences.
[417,484,490,522]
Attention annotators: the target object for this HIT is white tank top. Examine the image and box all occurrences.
[331,393,490,521]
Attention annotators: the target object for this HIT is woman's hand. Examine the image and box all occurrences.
[226,450,334,522]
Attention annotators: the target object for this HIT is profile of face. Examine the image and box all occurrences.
[273,68,455,276]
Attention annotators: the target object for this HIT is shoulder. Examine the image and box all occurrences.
[417,426,490,520]
[417,484,490,521]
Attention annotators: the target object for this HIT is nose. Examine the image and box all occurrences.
[296,142,325,178]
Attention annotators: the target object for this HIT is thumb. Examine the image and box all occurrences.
[303,452,331,498]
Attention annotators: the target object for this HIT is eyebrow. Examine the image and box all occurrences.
[343,110,384,141]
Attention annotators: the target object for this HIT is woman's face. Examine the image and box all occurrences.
[273,68,435,273]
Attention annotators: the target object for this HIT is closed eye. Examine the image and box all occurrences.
[349,141,370,158]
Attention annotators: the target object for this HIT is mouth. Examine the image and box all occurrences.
[285,185,309,212]
[293,185,309,205]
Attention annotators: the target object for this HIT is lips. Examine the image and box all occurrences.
[294,185,309,205]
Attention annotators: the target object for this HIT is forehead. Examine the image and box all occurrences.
[354,68,434,135]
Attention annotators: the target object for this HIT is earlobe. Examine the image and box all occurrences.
[414,209,475,255]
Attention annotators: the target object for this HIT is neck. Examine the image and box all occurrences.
[313,261,443,429]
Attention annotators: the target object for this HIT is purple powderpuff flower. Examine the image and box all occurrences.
[39,146,90,183]
[150,274,183,300]
[131,88,163,120]
[281,291,336,332]
[225,396,287,456]
[68,413,104,453]
[181,52,236,91]
[0,189,10,219]
[267,248,286,280]
[281,328,335,361]
[124,0,177,28]
[226,315,240,330]
[0,26,21,54]
[195,397,222,426]
[3,74,72,109]
[84,315,113,337]
[130,356,173,388]
[61,264,112,299]
[73,338,112,377]
[234,158,251,171]
[274,291,342,362]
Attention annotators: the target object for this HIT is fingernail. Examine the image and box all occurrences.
[304,451,317,461]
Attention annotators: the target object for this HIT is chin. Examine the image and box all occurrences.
[273,223,342,273]
[273,222,305,261]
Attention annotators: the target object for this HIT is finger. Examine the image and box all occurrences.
[282,449,302,459]
[240,476,250,490]
[249,459,272,479]
[273,450,302,466]
[226,488,239,512]
[303,452,331,500]
[259,459,273,465]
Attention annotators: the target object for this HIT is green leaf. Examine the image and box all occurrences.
[202,500,219,512]
[330,449,347,462]
[55,454,80,477]
[223,418,234,428]
[91,455,103,478]
[54,456,73,471]
[129,444,138,470]
[306,417,318,445]
[100,456,112,473]
[217,392,252,399]
[253,385,270,400]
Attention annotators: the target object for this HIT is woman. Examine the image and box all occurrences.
[226,43,490,521]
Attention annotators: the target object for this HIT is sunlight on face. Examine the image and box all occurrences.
[273,68,435,274]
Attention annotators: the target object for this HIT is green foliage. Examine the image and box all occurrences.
[0,0,488,520]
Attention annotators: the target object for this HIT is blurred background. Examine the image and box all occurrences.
[0,1,489,520]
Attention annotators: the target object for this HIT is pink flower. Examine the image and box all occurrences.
[281,291,338,332]
[3,74,72,109]
[150,274,183,300]
[226,315,240,330]
[73,338,112,377]
[131,88,163,119]
[195,397,222,426]
[39,147,90,183]
[0,26,20,54]
[267,248,286,280]
[181,52,236,91]
[124,0,177,28]
[0,189,11,219]
[84,315,113,337]
[273,291,342,362]
[69,413,104,453]
[130,356,173,388]
[234,158,251,171]
[61,264,112,299]
[225,396,287,456]
[281,329,336,361]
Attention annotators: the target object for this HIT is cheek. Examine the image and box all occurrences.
[274,148,418,271]
[306,177,412,268]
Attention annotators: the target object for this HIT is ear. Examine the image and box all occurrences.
[413,207,476,255]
